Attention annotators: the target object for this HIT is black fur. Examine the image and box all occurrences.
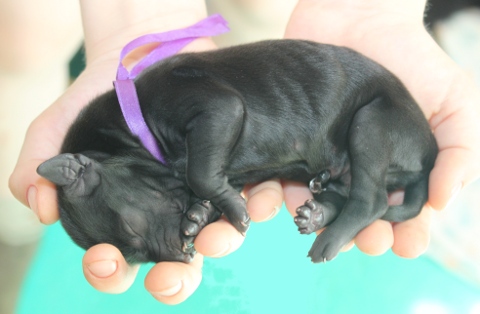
[37,40,437,264]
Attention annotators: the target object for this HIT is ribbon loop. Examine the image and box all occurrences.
[114,15,229,163]
[116,14,229,80]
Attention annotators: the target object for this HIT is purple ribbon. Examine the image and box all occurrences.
[114,14,230,164]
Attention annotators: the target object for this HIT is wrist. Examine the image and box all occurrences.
[79,0,210,65]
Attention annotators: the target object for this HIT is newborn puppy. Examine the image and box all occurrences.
[37,40,437,264]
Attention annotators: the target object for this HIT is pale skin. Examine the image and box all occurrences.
[8,0,480,305]
[283,0,480,257]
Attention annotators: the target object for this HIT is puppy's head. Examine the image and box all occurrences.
[37,153,194,264]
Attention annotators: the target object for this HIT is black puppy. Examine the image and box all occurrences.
[37,40,437,264]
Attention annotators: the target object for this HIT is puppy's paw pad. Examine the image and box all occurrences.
[294,199,325,234]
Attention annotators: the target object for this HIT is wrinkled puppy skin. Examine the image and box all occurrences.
[37,40,437,264]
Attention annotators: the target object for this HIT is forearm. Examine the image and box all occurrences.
[0,1,82,73]
[79,0,209,64]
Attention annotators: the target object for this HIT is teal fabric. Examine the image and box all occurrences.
[17,208,480,314]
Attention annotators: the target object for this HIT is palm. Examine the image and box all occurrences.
[283,2,480,256]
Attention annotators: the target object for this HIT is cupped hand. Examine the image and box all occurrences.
[284,0,480,258]
[8,33,284,304]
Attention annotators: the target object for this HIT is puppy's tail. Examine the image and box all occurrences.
[381,175,429,222]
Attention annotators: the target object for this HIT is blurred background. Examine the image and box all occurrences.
[1,0,479,313]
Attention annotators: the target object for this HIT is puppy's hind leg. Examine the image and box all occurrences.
[382,174,429,222]
[295,189,347,234]
[295,171,347,234]
[308,99,392,263]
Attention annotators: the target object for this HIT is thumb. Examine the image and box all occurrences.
[9,158,59,225]
[428,76,480,210]
[428,147,478,210]
[8,119,61,225]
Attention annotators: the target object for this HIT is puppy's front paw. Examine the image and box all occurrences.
[212,194,250,236]
[181,200,220,253]
[294,199,325,234]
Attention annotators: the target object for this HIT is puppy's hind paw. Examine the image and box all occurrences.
[294,199,325,234]
[307,231,343,263]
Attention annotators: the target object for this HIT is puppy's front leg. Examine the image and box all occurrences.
[181,198,221,254]
[184,93,250,234]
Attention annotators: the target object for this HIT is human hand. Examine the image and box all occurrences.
[283,0,480,258]
[8,1,284,305]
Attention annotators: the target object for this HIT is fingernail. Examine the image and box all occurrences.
[27,186,38,217]
[210,243,231,258]
[446,182,463,209]
[87,260,117,278]
[265,206,280,221]
[451,182,462,198]
[152,281,183,297]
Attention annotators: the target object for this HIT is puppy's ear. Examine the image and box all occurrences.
[37,153,101,196]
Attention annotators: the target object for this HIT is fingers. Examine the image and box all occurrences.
[83,243,201,304]
[352,205,432,259]
[243,179,283,222]
[391,205,433,258]
[282,180,314,217]
[351,190,403,255]
[82,244,140,294]
[194,218,244,257]
[193,179,282,257]
[145,179,283,304]
[145,254,203,305]
[340,240,355,252]
[85,181,280,304]
[354,220,394,256]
